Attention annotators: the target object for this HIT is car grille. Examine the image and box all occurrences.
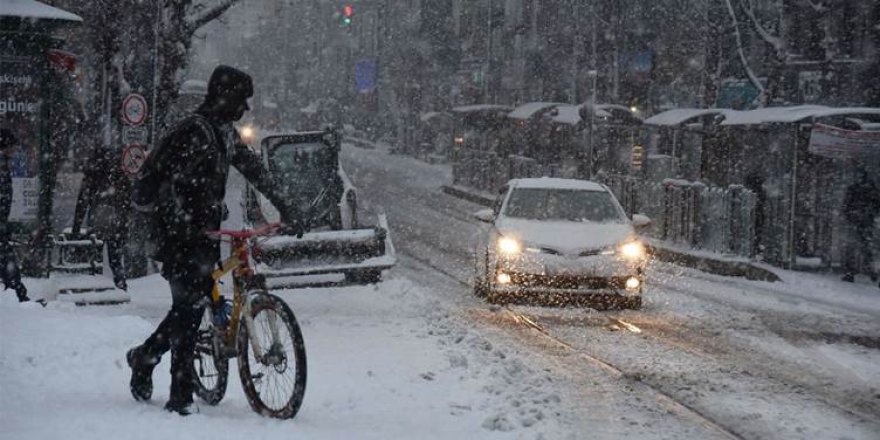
[509,273,625,290]
[578,247,613,257]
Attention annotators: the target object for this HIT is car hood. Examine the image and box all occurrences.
[496,218,636,255]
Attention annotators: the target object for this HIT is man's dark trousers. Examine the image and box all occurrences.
[139,259,212,404]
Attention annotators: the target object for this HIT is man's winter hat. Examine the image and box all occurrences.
[207,65,253,100]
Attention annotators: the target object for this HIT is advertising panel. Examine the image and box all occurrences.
[808,123,880,159]
[1,54,43,221]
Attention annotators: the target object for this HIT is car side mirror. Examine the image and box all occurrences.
[474,209,495,223]
[632,214,652,229]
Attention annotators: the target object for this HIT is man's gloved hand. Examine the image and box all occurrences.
[279,207,307,238]
[279,221,305,238]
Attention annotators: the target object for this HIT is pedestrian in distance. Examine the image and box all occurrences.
[71,147,131,291]
[841,169,880,287]
[125,65,306,416]
[0,128,31,303]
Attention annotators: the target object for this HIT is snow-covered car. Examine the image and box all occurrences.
[472,178,650,309]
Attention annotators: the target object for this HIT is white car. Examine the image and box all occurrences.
[472,178,650,309]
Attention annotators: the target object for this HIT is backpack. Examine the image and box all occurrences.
[131,134,173,261]
[132,114,218,261]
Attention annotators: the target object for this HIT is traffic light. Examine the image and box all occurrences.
[342,4,353,25]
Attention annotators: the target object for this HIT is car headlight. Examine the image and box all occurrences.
[240,124,256,142]
[497,237,521,255]
[619,241,645,260]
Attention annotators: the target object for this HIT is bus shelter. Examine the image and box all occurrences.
[645,105,880,268]
[415,111,453,162]
[1,0,83,274]
[449,104,512,191]
[718,106,880,269]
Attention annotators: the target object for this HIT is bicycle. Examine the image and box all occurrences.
[191,222,307,419]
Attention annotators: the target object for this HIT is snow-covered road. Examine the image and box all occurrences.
[2,140,879,440]
[341,141,880,439]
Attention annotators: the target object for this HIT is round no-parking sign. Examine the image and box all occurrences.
[122,144,147,176]
[121,93,148,126]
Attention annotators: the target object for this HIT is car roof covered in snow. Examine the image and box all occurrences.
[1,0,82,21]
[509,177,607,192]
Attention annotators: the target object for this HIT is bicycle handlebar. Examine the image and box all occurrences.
[208,222,284,240]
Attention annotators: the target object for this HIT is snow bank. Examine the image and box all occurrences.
[0,273,573,439]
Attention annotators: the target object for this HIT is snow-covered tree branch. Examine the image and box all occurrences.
[724,0,766,105]
[187,0,240,37]
[739,0,786,58]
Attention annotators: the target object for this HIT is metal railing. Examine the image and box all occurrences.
[603,175,756,258]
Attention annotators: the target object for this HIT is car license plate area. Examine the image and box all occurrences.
[514,272,616,290]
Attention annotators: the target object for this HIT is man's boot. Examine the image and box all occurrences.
[165,352,197,416]
[126,346,158,401]
[165,310,200,416]
[841,273,855,283]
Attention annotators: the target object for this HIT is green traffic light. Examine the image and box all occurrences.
[343,17,351,25]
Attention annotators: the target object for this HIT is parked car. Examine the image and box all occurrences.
[472,177,650,309]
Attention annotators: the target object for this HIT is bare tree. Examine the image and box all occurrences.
[155,0,243,131]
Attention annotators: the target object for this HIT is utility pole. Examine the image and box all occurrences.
[485,0,492,103]
[586,0,599,180]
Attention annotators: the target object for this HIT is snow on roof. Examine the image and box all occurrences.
[720,105,830,125]
[510,177,606,192]
[451,104,512,113]
[551,104,583,125]
[644,108,730,126]
[0,0,82,22]
[420,111,450,122]
[808,107,880,120]
[508,102,565,120]
[595,104,635,115]
[645,106,880,127]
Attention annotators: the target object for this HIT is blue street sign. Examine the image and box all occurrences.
[355,60,376,92]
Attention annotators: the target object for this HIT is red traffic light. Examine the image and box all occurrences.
[343,5,353,17]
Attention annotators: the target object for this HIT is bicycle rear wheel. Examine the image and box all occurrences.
[192,307,229,405]
[237,292,307,419]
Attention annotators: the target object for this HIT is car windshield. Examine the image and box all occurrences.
[504,188,625,223]
[269,142,334,199]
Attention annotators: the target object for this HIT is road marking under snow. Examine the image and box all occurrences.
[610,317,643,334]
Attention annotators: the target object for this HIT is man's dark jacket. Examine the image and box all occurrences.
[148,113,297,267]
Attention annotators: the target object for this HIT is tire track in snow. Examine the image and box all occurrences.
[402,249,746,440]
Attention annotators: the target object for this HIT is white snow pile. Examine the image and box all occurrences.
[0,273,573,439]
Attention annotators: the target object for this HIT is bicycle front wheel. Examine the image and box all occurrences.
[237,292,307,419]
[193,307,229,405]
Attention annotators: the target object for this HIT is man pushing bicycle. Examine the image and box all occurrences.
[127,65,305,416]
